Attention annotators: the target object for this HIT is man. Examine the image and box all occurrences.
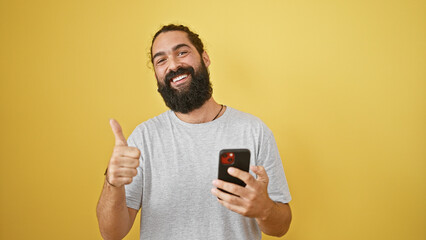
[97,24,292,240]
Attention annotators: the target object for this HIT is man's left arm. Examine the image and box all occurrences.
[211,166,292,237]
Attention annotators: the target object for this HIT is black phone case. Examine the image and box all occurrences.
[218,149,250,194]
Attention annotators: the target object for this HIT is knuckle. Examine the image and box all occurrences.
[243,175,252,183]
[110,156,118,163]
[252,183,261,190]
[109,168,117,176]
[130,147,140,155]
[241,208,249,216]
[227,196,238,204]
[125,178,133,185]
[129,156,138,164]
[108,175,116,183]
[113,146,121,154]
[227,184,237,192]
[233,185,241,193]
[246,202,254,210]
[133,160,140,167]
[221,184,230,192]
[247,193,256,201]
[110,157,122,166]
[221,190,231,200]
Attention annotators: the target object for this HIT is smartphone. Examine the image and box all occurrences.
[217,149,251,195]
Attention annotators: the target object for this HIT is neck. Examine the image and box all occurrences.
[174,98,224,124]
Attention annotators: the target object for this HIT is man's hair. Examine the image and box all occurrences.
[150,24,205,64]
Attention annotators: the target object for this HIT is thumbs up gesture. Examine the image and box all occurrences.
[105,119,141,188]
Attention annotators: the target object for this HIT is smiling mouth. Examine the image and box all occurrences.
[171,74,189,84]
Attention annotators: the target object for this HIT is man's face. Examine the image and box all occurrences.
[151,31,212,113]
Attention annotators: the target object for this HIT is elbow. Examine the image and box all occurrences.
[263,227,290,238]
[99,232,113,240]
[275,206,292,237]
[270,222,291,238]
[98,226,126,240]
[275,226,290,238]
[263,219,292,238]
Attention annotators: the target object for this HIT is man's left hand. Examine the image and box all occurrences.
[211,165,275,220]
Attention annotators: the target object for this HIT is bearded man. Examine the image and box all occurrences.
[96,24,292,240]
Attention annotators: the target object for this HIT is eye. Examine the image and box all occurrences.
[156,58,166,65]
[178,51,188,56]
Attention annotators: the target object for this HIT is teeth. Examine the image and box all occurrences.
[172,74,188,83]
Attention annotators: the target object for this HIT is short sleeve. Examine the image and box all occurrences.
[257,132,292,204]
[124,130,144,210]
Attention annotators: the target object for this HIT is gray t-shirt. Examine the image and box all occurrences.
[125,107,291,240]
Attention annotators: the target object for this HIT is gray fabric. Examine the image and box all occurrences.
[125,106,291,240]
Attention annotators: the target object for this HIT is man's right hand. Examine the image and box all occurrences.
[106,119,140,188]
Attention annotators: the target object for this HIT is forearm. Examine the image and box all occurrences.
[256,202,292,237]
[96,181,133,240]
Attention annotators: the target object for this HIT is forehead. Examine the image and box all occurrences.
[152,31,194,54]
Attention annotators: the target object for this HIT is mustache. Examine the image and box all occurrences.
[164,67,195,83]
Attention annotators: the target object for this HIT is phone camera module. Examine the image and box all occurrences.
[221,152,235,165]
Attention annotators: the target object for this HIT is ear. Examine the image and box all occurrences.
[202,51,211,67]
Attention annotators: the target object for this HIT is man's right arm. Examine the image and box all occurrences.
[96,119,141,240]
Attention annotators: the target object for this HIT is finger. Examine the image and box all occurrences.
[110,119,127,146]
[216,197,247,216]
[116,157,140,168]
[250,165,269,183]
[108,176,134,187]
[109,167,138,178]
[116,167,138,178]
[114,146,141,158]
[212,179,247,198]
[210,188,244,205]
[227,167,255,186]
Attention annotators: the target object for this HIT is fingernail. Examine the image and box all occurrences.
[228,167,234,173]
[212,180,218,185]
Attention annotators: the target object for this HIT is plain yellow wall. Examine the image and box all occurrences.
[1,0,425,239]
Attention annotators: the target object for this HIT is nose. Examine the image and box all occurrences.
[168,55,182,72]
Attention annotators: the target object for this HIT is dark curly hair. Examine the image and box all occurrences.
[150,24,205,64]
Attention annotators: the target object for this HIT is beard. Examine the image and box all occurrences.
[157,61,213,114]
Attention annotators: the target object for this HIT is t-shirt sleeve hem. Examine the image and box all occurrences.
[270,195,292,204]
[126,199,141,210]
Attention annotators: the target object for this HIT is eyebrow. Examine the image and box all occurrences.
[152,43,191,61]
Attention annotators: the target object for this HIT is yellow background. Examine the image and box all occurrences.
[1,0,425,239]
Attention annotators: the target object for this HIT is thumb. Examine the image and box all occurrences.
[109,119,128,146]
[251,165,269,183]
